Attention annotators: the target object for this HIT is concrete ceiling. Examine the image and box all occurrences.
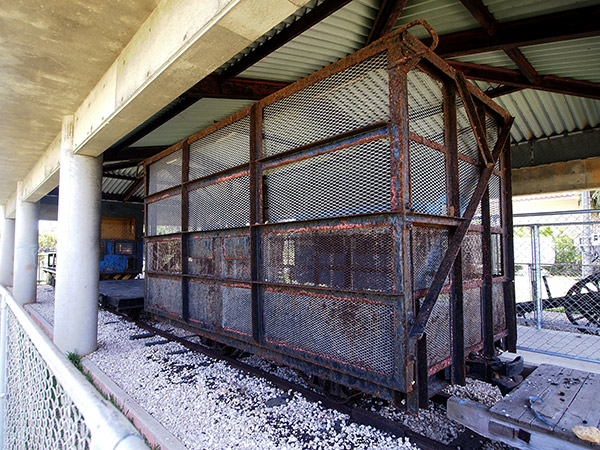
[0,0,160,203]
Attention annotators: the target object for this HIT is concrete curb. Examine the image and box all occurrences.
[25,304,187,450]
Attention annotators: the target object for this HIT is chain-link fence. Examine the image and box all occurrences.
[514,209,600,362]
[0,285,148,449]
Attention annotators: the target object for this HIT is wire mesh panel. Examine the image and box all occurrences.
[222,285,252,335]
[265,138,391,223]
[262,224,395,293]
[148,149,182,195]
[147,194,181,236]
[412,227,449,291]
[263,289,395,375]
[489,174,501,228]
[263,52,389,156]
[146,237,182,273]
[486,116,499,154]
[462,231,483,282]
[458,159,482,224]
[188,117,250,181]
[410,141,447,215]
[188,174,250,231]
[408,70,444,145]
[146,276,182,317]
[188,279,220,328]
[464,288,482,348]
[493,282,506,335]
[4,309,92,449]
[456,101,479,162]
[187,232,250,280]
[491,233,503,276]
[423,293,451,370]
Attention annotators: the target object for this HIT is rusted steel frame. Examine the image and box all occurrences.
[481,187,495,357]
[249,104,264,345]
[181,142,190,322]
[388,39,418,411]
[444,82,466,385]
[366,0,408,45]
[403,32,510,123]
[455,72,493,166]
[144,185,182,204]
[409,132,445,153]
[407,214,464,228]
[143,141,184,167]
[260,124,389,171]
[408,116,513,340]
[187,76,290,100]
[185,167,250,192]
[254,281,397,299]
[501,139,517,351]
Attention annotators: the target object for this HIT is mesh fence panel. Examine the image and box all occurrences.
[4,308,92,449]
[462,231,483,282]
[489,174,501,228]
[146,238,182,273]
[423,293,451,369]
[222,286,252,335]
[458,159,482,224]
[148,150,182,195]
[263,52,389,157]
[486,116,499,155]
[188,174,250,231]
[146,276,182,316]
[189,117,250,181]
[263,290,395,375]
[410,141,447,215]
[188,280,220,328]
[262,224,395,293]
[265,138,391,223]
[493,282,506,335]
[147,194,181,236]
[412,227,449,291]
[456,100,479,161]
[464,287,482,348]
[408,70,444,145]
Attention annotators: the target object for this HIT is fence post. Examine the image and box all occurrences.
[531,225,543,330]
[0,292,8,449]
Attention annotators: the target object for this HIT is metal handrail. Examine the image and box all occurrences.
[0,285,149,450]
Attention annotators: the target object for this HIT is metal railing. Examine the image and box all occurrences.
[514,209,600,362]
[0,285,149,449]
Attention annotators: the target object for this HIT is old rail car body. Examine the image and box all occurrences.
[143,23,515,409]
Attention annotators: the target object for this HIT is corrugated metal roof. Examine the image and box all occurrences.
[130,0,600,152]
[520,37,600,83]
[132,98,254,147]
[102,167,143,197]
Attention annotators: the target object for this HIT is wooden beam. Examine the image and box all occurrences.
[102,193,143,203]
[187,76,289,100]
[102,173,137,181]
[504,48,539,84]
[449,61,600,100]
[485,85,523,98]
[365,0,408,45]
[102,161,144,172]
[104,146,169,163]
[218,0,354,81]
[430,5,600,58]
[123,177,145,202]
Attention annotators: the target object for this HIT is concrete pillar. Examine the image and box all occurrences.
[13,183,40,305]
[0,206,15,287]
[54,116,103,356]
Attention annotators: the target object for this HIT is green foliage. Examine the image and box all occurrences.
[38,231,57,252]
[539,227,581,277]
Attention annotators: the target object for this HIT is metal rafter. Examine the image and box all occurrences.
[449,61,600,100]
[365,0,408,45]
[459,0,540,84]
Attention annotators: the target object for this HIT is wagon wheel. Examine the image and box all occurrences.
[564,272,600,334]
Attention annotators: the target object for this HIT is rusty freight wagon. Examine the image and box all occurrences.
[143,22,515,410]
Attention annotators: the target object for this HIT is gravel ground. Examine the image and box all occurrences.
[30,285,510,450]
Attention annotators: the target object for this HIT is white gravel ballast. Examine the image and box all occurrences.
[30,285,510,450]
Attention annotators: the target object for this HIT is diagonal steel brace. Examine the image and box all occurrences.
[409,116,514,340]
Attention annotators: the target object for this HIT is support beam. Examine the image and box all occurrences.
[54,116,103,356]
[123,178,145,202]
[512,157,600,196]
[459,0,540,84]
[0,206,15,287]
[218,0,353,81]
[365,0,408,45]
[430,5,600,58]
[103,146,169,163]
[12,183,39,306]
[449,61,600,100]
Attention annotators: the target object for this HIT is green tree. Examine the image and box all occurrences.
[38,231,57,252]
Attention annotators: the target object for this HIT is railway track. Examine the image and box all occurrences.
[129,316,492,450]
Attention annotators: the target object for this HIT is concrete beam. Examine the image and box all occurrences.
[72,0,308,157]
[21,134,61,203]
[512,156,600,196]
[5,193,16,219]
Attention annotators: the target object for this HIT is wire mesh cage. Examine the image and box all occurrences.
[143,25,513,407]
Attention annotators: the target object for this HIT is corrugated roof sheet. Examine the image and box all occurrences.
[395,0,479,38]
[132,98,254,147]
[485,0,600,22]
